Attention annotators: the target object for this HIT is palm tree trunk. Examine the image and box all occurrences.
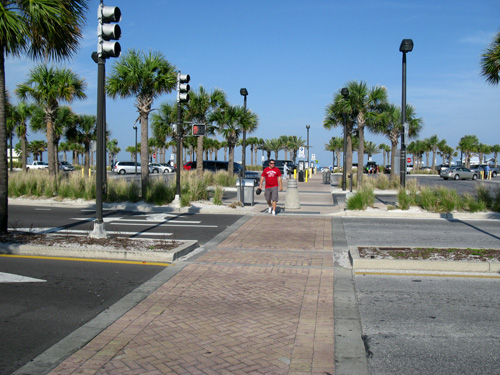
[140,113,149,195]
[47,120,56,176]
[357,127,365,185]
[0,46,8,233]
[196,135,203,177]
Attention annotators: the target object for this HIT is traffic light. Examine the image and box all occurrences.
[177,73,190,103]
[192,124,205,136]
[98,4,121,58]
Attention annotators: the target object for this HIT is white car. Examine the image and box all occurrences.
[148,163,172,173]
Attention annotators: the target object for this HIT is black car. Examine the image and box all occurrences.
[364,161,379,173]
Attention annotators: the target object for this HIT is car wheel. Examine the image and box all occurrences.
[493,171,497,178]
[119,169,126,175]
[472,174,477,180]
[454,174,460,180]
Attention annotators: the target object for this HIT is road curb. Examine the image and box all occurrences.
[0,240,199,263]
[349,247,500,273]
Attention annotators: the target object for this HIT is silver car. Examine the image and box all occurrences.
[440,166,478,180]
[112,161,141,174]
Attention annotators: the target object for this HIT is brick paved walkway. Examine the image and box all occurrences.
[49,215,334,375]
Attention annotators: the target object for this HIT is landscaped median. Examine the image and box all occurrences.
[349,246,500,273]
[0,234,199,263]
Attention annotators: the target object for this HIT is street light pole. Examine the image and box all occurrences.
[239,88,248,205]
[133,125,137,175]
[306,125,310,171]
[400,38,413,188]
[341,88,349,191]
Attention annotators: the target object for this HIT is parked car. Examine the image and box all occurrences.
[159,162,175,173]
[363,161,379,173]
[470,164,499,178]
[112,161,141,174]
[148,163,171,174]
[59,161,74,171]
[439,166,478,180]
[262,160,297,176]
[26,161,48,170]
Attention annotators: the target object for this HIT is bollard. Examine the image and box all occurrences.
[349,173,354,192]
[285,179,300,209]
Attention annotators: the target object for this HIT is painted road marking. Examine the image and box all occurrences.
[10,228,174,236]
[0,272,46,283]
[0,254,171,266]
[355,271,500,279]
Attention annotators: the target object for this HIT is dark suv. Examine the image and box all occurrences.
[262,160,297,176]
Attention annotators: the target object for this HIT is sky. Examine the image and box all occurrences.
[6,0,500,167]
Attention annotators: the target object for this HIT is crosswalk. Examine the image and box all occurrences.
[10,213,217,238]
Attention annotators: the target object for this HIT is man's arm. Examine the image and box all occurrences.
[279,175,283,191]
[259,176,265,189]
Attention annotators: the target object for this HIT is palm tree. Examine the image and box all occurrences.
[16,65,86,175]
[364,141,380,160]
[373,103,422,179]
[458,135,479,168]
[209,105,246,175]
[186,86,226,176]
[480,31,500,85]
[29,140,47,161]
[106,49,177,194]
[66,114,96,175]
[107,139,120,167]
[491,144,500,167]
[378,143,391,168]
[151,101,177,164]
[0,0,88,233]
[287,136,305,164]
[10,101,36,170]
[343,81,388,184]
[324,90,355,176]
[325,136,343,168]
[261,139,274,161]
[426,135,439,171]
[477,143,491,165]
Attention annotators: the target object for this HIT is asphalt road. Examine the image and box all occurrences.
[342,217,500,248]
[8,205,243,245]
[356,274,500,375]
[0,257,166,375]
[340,216,500,375]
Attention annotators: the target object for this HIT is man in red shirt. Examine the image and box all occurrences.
[259,159,283,215]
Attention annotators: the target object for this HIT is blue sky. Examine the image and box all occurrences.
[6,0,500,166]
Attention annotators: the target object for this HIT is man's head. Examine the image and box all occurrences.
[269,159,275,168]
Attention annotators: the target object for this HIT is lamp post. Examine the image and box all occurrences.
[239,88,248,204]
[133,125,138,175]
[399,38,413,188]
[306,125,310,171]
[341,88,349,191]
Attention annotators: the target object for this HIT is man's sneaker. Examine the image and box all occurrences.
[272,210,276,216]
[268,207,272,214]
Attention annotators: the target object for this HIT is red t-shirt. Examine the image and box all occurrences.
[261,167,282,188]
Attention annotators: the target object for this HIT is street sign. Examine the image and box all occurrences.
[407,157,411,163]
[298,147,305,158]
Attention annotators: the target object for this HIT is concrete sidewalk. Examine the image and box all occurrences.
[39,172,340,375]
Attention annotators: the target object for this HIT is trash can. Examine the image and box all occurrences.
[298,170,304,182]
[236,179,255,206]
[322,170,331,184]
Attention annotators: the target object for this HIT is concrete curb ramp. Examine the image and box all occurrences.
[0,240,198,263]
[349,247,500,273]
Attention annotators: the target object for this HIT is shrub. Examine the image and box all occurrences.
[346,186,374,210]
[212,185,223,205]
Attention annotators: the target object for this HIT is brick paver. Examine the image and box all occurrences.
[49,209,334,374]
